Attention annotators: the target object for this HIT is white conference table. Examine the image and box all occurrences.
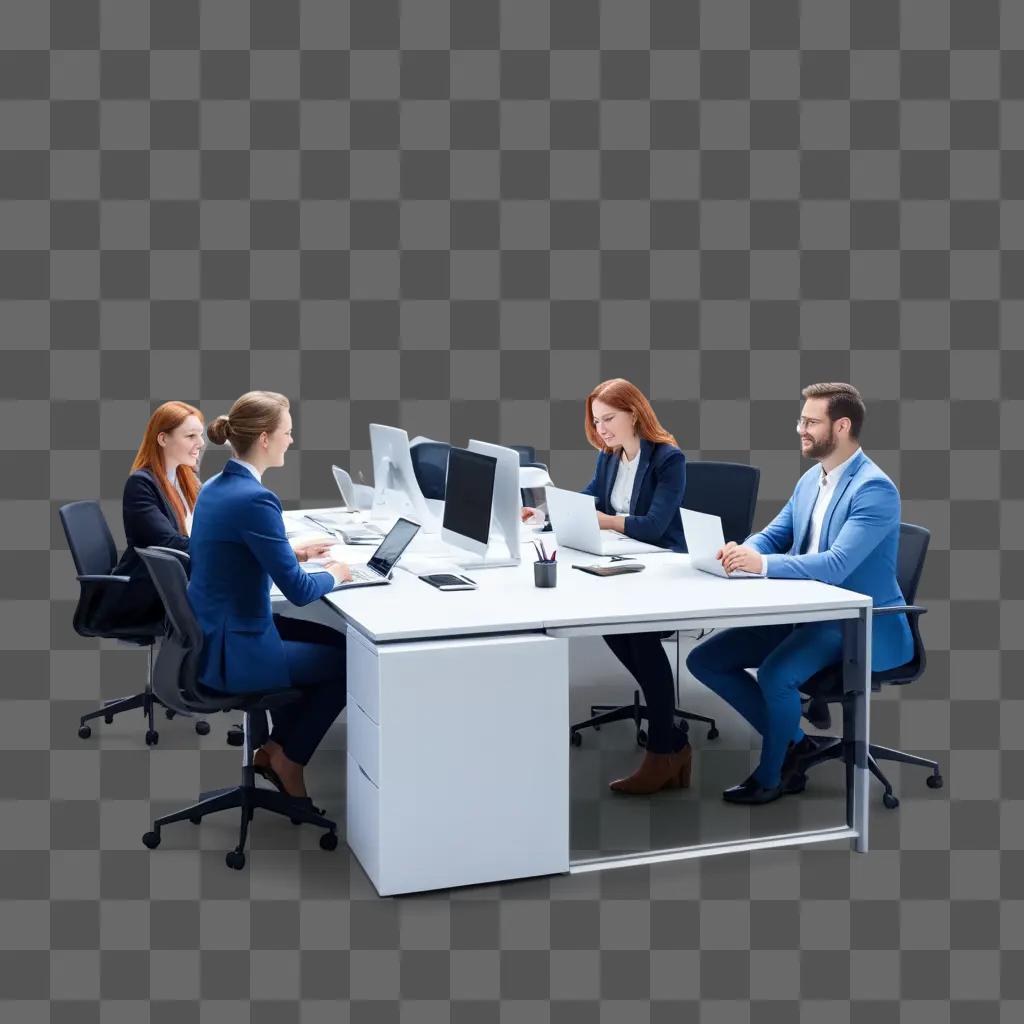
[281,510,873,897]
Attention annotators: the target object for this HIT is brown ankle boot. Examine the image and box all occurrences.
[609,745,693,795]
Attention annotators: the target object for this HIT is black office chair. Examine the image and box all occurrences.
[409,441,452,500]
[787,523,943,809]
[59,500,208,745]
[570,461,761,748]
[136,548,339,869]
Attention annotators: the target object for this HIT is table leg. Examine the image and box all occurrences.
[844,605,872,852]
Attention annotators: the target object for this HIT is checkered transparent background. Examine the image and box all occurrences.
[1,1,1022,1019]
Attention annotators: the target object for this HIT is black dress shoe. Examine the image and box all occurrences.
[722,775,785,805]
[781,734,837,777]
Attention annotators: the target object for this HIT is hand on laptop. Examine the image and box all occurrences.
[717,542,763,576]
[323,561,353,585]
[293,538,335,562]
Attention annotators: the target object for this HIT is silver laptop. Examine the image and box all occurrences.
[326,517,421,589]
[680,508,761,578]
[331,464,358,510]
[545,486,664,556]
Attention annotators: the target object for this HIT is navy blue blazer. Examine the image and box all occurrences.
[99,469,190,628]
[580,439,687,552]
[188,460,335,693]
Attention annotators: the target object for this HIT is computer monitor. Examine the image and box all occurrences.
[441,448,497,559]
[369,424,438,532]
[467,439,523,566]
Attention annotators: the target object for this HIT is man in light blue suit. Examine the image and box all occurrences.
[686,383,913,805]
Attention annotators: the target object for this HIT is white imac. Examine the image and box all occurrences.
[440,447,497,560]
[369,424,439,533]
[467,439,524,567]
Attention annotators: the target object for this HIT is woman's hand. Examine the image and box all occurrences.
[323,561,353,585]
[293,538,335,563]
[521,506,539,523]
[596,511,625,532]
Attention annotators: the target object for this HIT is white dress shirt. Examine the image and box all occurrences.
[805,448,860,555]
[609,449,640,516]
[757,447,861,575]
[172,474,194,535]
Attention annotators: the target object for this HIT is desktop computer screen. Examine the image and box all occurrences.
[368,423,438,532]
[441,448,497,557]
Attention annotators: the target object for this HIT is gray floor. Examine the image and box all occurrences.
[565,634,848,861]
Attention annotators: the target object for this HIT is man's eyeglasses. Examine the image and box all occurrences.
[796,417,825,430]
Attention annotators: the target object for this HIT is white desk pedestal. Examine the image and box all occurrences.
[346,628,570,896]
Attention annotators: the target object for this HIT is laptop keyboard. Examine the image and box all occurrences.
[348,566,378,582]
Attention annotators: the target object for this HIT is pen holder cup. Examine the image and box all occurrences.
[534,560,557,588]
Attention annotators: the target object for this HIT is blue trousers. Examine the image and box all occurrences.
[685,622,844,788]
[269,614,347,767]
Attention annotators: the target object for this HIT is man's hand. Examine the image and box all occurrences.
[521,506,539,523]
[717,542,764,576]
[293,538,335,563]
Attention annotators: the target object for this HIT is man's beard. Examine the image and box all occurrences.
[801,427,837,460]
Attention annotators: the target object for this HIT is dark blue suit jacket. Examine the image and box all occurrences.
[188,460,335,693]
[99,469,190,628]
[580,439,687,552]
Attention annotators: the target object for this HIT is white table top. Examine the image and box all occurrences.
[282,508,872,644]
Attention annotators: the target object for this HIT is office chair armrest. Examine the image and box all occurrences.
[145,546,190,567]
[874,604,927,617]
[77,574,131,585]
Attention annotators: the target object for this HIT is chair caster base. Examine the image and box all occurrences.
[226,726,244,747]
[320,831,338,852]
[78,725,92,739]
[707,727,720,740]
[570,731,582,747]
[225,849,245,870]
[194,720,210,736]
[882,792,899,809]
[145,730,159,746]
[926,774,943,789]
[142,830,161,849]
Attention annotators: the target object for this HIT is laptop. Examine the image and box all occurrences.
[331,465,358,510]
[545,486,665,556]
[320,516,421,590]
[680,508,761,578]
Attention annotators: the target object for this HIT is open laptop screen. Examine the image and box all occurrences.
[367,517,421,575]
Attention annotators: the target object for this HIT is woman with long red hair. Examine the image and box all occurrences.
[522,378,692,795]
[96,401,206,629]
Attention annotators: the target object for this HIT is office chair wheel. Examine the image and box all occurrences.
[226,725,244,747]
[194,720,210,736]
[104,714,114,725]
[142,830,161,850]
[165,708,176,720]
[78,725,92,739]
[926,773,943,789]
[225,849,246,871]
[319,831,339,852]
[145,729,159,746]
[636,730,648,748]
[569,731,582,747]
[882,792,899,809]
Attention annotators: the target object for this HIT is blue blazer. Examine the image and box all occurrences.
[746,448,913,671]
[187,460,335,693]
[581,439,687,552]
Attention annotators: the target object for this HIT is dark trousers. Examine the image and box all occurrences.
[603,632,689,754]
[269,614,347,766]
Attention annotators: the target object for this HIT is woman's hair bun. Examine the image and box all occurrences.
[207,414,231,446]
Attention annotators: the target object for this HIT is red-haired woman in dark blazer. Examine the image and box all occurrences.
[96,401,206,629]
[523,378,691,795]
